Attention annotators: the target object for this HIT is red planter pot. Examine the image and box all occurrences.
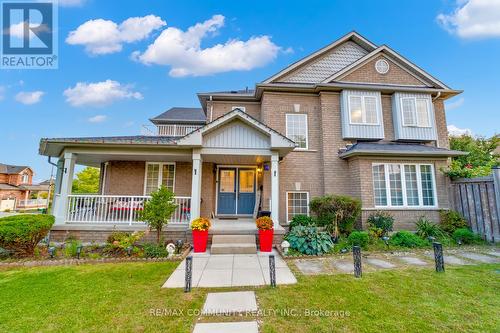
[192,230,209,253]
[258,229,274,252]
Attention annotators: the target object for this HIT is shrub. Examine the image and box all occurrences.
[138,186,178,244]
[439,210,467,234]
[64,239,82,258]
[366,211,394,237]
[190,217,211,231]
[256,216,273,230]
[452,228,479,245]
[310,195,361,235]
[347,231,370,249]
[415,217,445,239]
[389,231,428,248]
[285,226,333,255]
[0,214,54,256]
[106,231,144,251]
[289,215,314,230]
[143,243,168,258]
[107,232,129,244]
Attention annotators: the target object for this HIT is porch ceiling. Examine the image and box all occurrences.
[202,154,270,164]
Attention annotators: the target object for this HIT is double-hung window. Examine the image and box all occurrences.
[287,191,309,222]
[372,163,437,207]
[286,114,308,149]
[400,97,431,127]
[144,162,175,195]
[348,95,379,125]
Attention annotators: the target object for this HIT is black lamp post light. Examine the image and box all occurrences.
[382,236,390,248]
[76,245,83,259]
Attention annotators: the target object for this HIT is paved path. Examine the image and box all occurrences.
[294,248,500,275]
[162,249,296,288]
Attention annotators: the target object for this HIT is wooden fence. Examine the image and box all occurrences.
[450,167,500,242]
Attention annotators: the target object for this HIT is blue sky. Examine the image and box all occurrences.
[1,0,499,181]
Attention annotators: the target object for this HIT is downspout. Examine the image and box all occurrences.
[432,91,441,102]
[47,156,58,167]
[209,95,213,122]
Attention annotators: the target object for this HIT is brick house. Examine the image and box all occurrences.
[0,163,49,211]
[39,32,465,243]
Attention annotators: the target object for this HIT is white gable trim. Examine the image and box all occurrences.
[322,46,450,89]
[262,31,377,84]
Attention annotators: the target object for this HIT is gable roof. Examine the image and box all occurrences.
[324,45,450,89]
[262,31,377,84]
[0,163,31,175]
[150,107,206,125]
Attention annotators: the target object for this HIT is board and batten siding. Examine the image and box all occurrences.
[391,92,437,141]
[203,119,270,149]
[340,90,385,140]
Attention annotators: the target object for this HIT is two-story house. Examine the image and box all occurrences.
[39,32,464,243]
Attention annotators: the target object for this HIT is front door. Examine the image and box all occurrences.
[217,167,256,215]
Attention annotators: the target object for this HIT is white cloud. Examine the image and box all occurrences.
[88,115,107,123]
[134,14,281,77]
[446,97,465,110]
[63,80,143,107]
[448,124,473,136]
[15,91,44,105]
[437,0,500,39]
[66,15,166,55]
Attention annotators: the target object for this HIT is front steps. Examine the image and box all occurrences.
[210,235,257,254]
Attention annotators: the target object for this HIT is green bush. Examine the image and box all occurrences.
[347,231,369,249]
[289,215,314,230]
[142,243,168,258]
[439,210,467,234]
[64,239,82,258]
[0,214,54,256]
[310,195,361,235]
[452,228,480,245]
[286,226,334,255]
[367,211,394,237]
[389,231,428,248]
[415,217,445,239]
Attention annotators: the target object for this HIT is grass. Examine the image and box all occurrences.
[0,262,499,332]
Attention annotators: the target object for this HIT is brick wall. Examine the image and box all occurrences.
[104,161,146,195]
[208,101,261,121]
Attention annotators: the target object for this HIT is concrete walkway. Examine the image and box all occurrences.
[162,249,296,288]
[294,248,500,275]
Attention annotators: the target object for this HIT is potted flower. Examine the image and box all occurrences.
[256,216,274,252]
[190,217,211,252]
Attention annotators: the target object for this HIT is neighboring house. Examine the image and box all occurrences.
[0,163,49,211]
[39,32,465,242]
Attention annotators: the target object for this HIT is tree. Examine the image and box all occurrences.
[72,167,100,194]
[138,186,178,244]
[443,135,499,179]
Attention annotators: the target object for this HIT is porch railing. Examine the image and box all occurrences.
[66,195,191,225]
[142,124,202,137]
[17,198,48,208]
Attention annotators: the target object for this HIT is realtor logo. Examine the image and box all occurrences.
[1,0,58,69]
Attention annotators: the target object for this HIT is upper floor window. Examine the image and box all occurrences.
[348,95,379,125]
[144,162,175,195]
[232,106,246,112]
[286,114,308,149]
[400,97,431,127]
[372,163,437,208]
[21,173,29,183]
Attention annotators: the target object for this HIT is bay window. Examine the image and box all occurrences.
[400,97,431,127]
[144,162,175,195]
[348,95,379,125]
[372,163,437,208]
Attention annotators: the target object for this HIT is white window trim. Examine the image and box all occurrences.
[232,106,246,112]
[286,191,310,223]
[285,113,309,150]
[143,162,176,195]
[348,94,380,126]
[400,97,432,128]
[372,163,438,209]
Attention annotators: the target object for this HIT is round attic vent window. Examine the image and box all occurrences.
[375,59,390,74]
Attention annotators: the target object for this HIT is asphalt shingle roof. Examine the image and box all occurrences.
[41,136,178,145]
[0,163,29,174]
[150,107,206,124]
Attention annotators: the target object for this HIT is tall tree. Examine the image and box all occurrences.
[72,167,100,194]
[443,135,499,179]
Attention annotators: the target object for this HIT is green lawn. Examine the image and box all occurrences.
[0,262,499,333]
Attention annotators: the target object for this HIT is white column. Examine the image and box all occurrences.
[271,151,280,228]
[54,152,76,225]
[190,150,203,221]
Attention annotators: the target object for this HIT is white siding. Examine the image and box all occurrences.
[204,119,270,149]
[392,92,437,141]
[340,90,385,139]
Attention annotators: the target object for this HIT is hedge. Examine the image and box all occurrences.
[0,214,54,256]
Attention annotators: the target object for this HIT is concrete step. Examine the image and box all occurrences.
[211,243,257,255]
[212,235,256,245]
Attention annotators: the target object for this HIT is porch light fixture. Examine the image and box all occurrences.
[48,246,56,259]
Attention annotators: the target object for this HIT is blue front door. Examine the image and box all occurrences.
[217,168,256,215]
